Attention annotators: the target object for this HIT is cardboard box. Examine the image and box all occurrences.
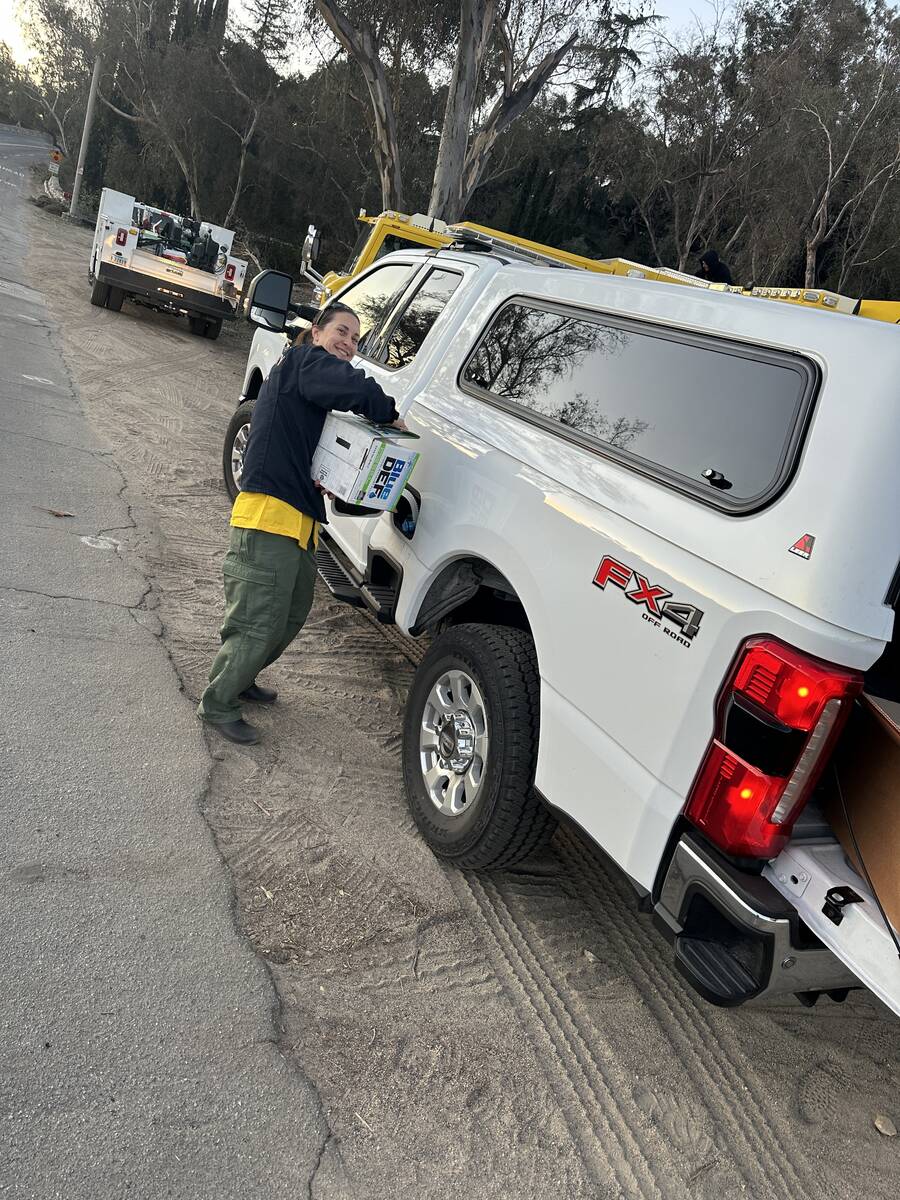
[312,412,419,512]
[826,694,900,932]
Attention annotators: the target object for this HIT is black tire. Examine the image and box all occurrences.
[204,317,222,340]
[223,400,254,501]
[106,286,125,312]
[188,315,206,336]
[402,623,555,869]
[90,279,109,307]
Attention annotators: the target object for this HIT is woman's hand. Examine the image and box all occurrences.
[391,418,408,432]
[314,480,337,501]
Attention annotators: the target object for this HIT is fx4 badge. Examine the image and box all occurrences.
[593,556,704,645]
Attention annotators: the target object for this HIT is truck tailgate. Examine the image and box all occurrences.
[765,842,900,1015]
[132,248,220,294]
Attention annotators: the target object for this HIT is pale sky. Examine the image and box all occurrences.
[0,0,714,68]
[0,1,32,64]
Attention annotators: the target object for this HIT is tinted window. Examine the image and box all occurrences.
[382,269,462,369]
[334,264,416,355]
[374,235,419,263]
[463,302,813,505]
[342,225,371,274]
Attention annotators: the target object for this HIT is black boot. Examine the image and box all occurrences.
[207,718,260,745]
[239,682,278,705]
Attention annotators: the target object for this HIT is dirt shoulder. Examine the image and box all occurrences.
[27,201,900,1200]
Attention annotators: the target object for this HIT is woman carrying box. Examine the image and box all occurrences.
[198,303,401,745]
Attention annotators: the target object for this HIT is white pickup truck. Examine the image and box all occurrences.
[88,188,248,339]
[225,241,900,1015]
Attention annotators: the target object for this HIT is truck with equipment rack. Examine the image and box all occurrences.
[300,208,900,324]
[89,188,248,339]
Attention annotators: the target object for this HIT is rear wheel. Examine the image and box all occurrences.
[223,400,254,501]
[188,315,206,336]
[90,279,109,307]
[402,623,555,869]
[106,287,125,312]
[204,317,222,340]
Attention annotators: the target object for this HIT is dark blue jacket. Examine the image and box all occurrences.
[240,343,398,524]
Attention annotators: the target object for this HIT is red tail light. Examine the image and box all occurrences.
[225,263,236,281]
[115,228,128,246]
[685,637,862,857]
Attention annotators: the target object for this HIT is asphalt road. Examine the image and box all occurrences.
[0,129,332,1198]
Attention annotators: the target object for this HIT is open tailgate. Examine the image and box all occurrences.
[765,695,900,1017]
[765,843,900,1015]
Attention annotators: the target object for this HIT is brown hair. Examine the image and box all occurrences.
[300,302,359,345]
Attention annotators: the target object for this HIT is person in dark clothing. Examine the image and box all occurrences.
[696,249,733,285]
[198,304,401,744]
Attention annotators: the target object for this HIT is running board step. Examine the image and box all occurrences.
[360,583,398,623]
[674,935,760,1006]
[316,540,363,607]
[316,538,400,621]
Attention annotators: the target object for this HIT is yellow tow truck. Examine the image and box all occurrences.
[299,209,900,325]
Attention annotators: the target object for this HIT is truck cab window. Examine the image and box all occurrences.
[373,235,414,263]
[332,264,417,356]
[382,269,463,370]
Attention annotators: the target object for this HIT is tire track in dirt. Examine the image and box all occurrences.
[456,868,673,1199]
[554,831,820,1198]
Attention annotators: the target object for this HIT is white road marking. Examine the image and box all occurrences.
[80,535,120,551]
[22,374,56,386]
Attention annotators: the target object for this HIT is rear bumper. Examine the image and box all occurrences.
[654,832,857,1006]
[96,262,237,319]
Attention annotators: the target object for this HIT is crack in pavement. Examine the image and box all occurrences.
[0,582,150,611]
[306,1130,337,1200]
[0,425,117,459]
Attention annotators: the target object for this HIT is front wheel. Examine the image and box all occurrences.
[223,400,253,501]
[402,623,555,869]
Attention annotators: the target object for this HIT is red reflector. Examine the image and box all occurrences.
[732,638,861,732]
[115,228,128,246]
[685,742,787,857]
[225,264,236,281]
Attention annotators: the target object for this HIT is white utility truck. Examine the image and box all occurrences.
[226,239,900,1016]
[88,188,248,339]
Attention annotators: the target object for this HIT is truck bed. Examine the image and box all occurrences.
[131,247,222,296]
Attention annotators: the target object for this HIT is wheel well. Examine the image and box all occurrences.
[243,369,264,403]
[410,558,531,638]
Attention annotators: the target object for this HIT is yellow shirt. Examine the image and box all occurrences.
[230,492,319,550]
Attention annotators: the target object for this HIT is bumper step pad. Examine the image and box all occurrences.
[674,935,760,1006]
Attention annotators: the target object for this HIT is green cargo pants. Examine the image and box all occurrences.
[198,526,317,725]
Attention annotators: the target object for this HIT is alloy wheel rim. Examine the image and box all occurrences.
[418,668,489,818]
[231,423,249,488]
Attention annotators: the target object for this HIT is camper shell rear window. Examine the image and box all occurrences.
[460,298,819,513]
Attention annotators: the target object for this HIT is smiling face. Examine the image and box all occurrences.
[311,310,361,361]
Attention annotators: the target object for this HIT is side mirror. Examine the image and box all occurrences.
[244,269,293,332]
[301,224,321,273]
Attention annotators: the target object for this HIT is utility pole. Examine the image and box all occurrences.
[69,55,102,220]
